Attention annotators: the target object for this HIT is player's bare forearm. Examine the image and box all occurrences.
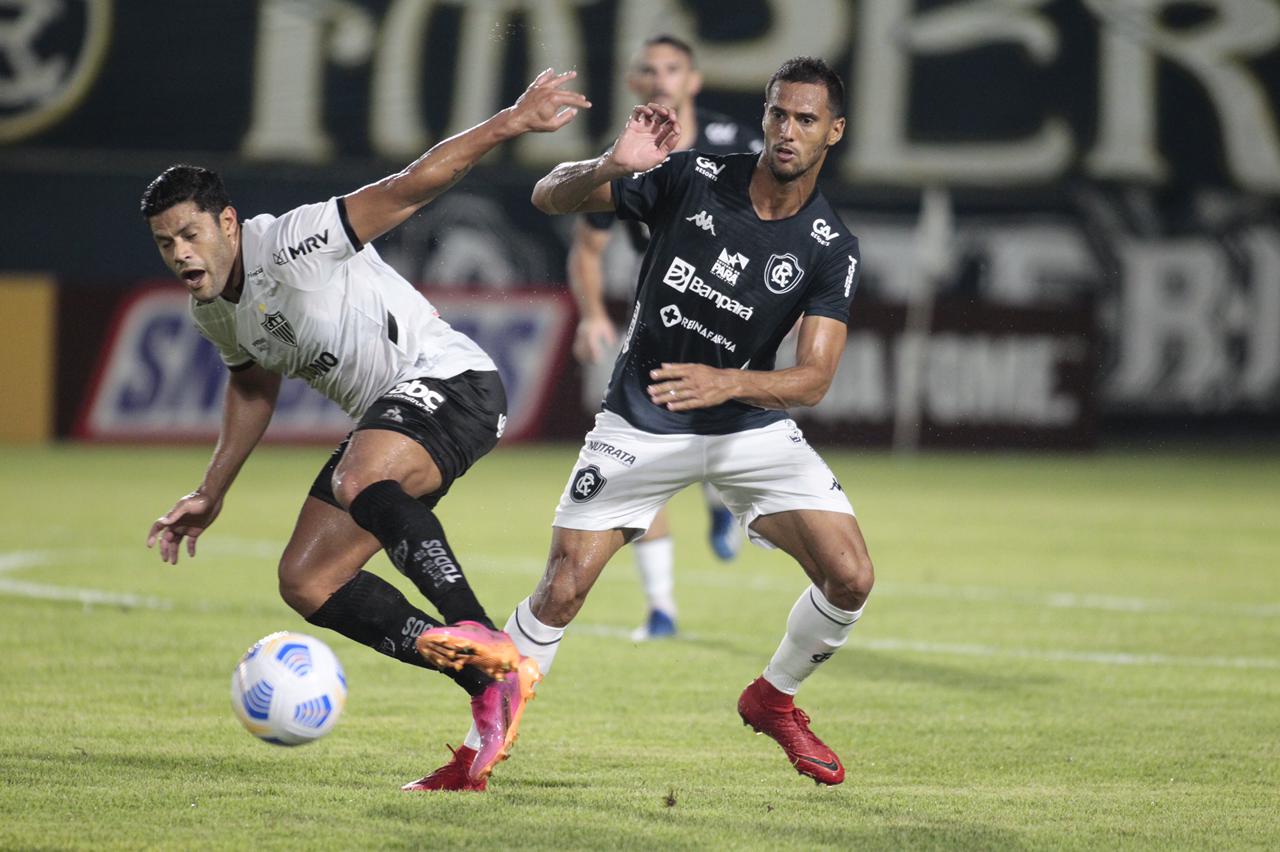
[567,220,611,317]
[648,362,832,411]
[532,156,622,215]
[648,315,847,411]
[200,366,281,499]
[347,69,589,243]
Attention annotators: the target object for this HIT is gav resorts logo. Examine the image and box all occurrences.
[695,156,726,180]
[810,218,840,246]
[0,1,113,143]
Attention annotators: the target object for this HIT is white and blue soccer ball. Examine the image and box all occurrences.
[230,632,347,746]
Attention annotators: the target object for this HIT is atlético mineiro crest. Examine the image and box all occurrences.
[570,464,607,503]
[261,311,298,347]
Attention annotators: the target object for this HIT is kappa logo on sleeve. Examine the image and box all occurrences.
[844,255,858,298]
[570,464,607,502]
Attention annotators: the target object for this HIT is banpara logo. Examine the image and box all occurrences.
[0,0,113,143]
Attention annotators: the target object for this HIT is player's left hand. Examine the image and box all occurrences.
[648,363,737,411]
[506,68,592,134]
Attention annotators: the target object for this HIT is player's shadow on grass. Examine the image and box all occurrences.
[682,635,1056,693]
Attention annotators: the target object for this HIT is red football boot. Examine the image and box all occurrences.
[469,656,542,782]
[401,745,487,792]
[737,676,845,786]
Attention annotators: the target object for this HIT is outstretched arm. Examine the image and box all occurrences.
[646,315,847,411]
[145,364,282,564]
[343,69,590,245]
[531,103,681,215]
[567,218,618,363]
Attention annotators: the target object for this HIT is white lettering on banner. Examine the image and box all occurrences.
[79,289,574,442]
[1087,0,1280,190]
[238,0,1280,189]
[1107,232,1280,409]
[845,212,1280,411]
[809,332,1084,426]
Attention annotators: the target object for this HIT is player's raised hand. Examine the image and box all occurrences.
[146,490,223,565]
[506,68,592,134]
[607,103,682,173]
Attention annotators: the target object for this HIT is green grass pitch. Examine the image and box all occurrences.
[1,442,1277,850]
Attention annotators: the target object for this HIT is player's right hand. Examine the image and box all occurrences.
[146,490,223,565]
[573,316,618,364]
[506,68,592,134]
[608,103,681,173]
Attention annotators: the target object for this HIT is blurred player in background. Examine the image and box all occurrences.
[140,70,589,791]
[568,35,763,641]
[423,57,874,791]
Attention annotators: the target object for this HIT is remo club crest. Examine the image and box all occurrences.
[569,464,607,503]
[764,253,805,295]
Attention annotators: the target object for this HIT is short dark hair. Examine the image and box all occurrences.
[766,57,845,118]
[140,164,232,219]
[642,34,695,65]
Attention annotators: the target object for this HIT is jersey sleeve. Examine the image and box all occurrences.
[802,235,862,324]
[254,197,361,292]
[610,152,690,230]
[581,210,615,231]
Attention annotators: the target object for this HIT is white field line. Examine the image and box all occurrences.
[570,624,1280,671]
[0,548,172,610]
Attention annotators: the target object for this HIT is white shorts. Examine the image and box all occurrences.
[553,411,854,549]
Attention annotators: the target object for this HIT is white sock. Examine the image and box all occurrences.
[462,598,564,750]
[762,585,863,695]
[702,482,726,510]
[633,535,676,615]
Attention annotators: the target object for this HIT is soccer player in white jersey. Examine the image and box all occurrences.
[430,57,875,789]
[141,70,590,791]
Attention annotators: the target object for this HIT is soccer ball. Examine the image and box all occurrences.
[230,632,347,746]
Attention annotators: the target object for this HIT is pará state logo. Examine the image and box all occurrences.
[764,253,805,295]
[569,464,607,503]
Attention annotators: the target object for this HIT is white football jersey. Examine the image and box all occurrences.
[189,198,494,417]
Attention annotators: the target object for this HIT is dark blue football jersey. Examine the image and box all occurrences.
[602,150,861,435]
[582,109,762,238]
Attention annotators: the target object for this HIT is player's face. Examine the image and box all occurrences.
[761,81,845,183]
[149,202,239,302]
[628,44,701,110]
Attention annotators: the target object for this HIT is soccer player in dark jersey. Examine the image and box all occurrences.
[140,70,590,791]
[422,57,875,790]
[568,35,764,642]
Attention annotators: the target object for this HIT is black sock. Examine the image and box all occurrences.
[306,571,492,697]
[348,479,494,629]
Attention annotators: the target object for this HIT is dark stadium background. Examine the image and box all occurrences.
[2,0,1277,450]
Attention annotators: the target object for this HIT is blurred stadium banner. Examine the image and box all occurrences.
[62,282,1095,448]
[0,276,56,442]
[4,0,1280,442]
[70,286,573,444]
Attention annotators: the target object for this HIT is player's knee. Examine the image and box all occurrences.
[330,469,377,511]
[277,554,327,616]
[822,550,874,612]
